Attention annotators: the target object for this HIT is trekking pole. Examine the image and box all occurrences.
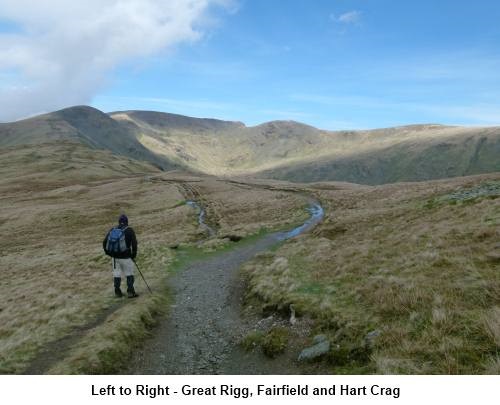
[132,259,153,294]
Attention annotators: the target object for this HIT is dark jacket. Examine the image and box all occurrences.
[103,225,138,259]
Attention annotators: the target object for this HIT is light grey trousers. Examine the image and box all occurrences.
[112,258,135,278]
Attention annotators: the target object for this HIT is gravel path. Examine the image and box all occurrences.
[126,202,323,374]
[126,233,288,374]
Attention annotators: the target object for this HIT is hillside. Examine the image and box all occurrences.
[0,141,309,374]
[241,172,500,374]
[2,140,498,374]
[2,106,500,185]
[260,126,500,185]
[0,106,177,171]
[111,110,330,175]
[111,110,500,184]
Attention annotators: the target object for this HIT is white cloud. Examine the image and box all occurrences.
[330,10,361,24]
[0,0,234,121]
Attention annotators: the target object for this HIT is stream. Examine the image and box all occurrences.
[187,199,324,241]
[186,200,216,237]
[127,200,324,374]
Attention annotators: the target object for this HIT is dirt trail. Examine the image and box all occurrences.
[24,301,124,374]
[126,202,323,374]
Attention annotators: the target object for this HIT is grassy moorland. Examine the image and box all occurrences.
[0,142,308,374]
[1,136,498,375]
[242,174,500,374]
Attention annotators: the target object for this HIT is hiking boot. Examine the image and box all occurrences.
[126,275,138,298]
[114,277,123,298]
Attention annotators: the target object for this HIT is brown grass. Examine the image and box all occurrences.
[0,142,308,374]
[242,173,500,374]
[4,140,498,375]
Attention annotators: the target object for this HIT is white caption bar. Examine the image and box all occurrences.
[1,375,499,405]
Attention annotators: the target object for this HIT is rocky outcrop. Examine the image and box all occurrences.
[298,334,330,362]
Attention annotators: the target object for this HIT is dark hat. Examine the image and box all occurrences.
[118,214,128,225]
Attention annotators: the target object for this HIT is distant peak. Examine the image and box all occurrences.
[254,120,318,130]
[109,110,246,130]
[378,123,447,131]
[54,105,107,115]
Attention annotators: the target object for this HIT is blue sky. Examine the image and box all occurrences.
[1,0,500,129]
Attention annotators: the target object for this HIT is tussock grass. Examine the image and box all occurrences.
[240,331,265,352]
[0,143,308,374]
[262,327,289,358]
[242,174,500,374]
[47,291,169,374]
[484,307,500,347]
[0,148,192,373]
[240,327,290,358]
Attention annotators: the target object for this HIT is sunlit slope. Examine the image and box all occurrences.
[112,110,500,183]
[111,110,335,175]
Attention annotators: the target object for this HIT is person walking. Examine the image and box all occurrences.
[103,214,139,298]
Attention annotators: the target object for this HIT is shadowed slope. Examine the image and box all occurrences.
[259,126,500,185]
[0,106,177,170]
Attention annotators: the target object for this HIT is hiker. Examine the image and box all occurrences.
[103,214,139,298]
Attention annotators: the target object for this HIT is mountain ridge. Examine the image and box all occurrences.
[0,106,178,171]
[1,105,499,185]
